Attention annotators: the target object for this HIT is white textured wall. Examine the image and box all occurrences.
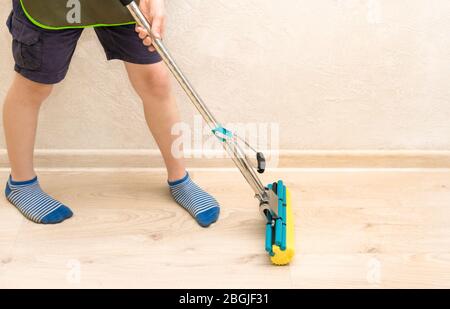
[0,0,449,150]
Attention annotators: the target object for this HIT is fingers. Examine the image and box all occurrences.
[136,0,165,52]
[135,26,154,51]
[135,17,165,52]
[136,26,147,40]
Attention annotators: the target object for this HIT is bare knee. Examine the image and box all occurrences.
[10,74,53,106]
[130,64,172,101]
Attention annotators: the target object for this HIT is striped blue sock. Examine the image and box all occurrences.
[169,173,220,227]
[5,176,73,224]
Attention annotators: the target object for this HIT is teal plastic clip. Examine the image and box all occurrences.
[212,125,233,142]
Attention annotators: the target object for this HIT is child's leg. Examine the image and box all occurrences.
[124,62,220,227]
[124,62,186,182]
[3,3,81,223]
[3,74,51,181]
[3,74,73,224]
[94,25,220,227]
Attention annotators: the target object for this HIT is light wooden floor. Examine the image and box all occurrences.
[1,169,449,288]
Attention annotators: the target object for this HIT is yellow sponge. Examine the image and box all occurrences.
[270,188,295,266]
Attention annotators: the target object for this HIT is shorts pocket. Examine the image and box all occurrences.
[10,17,42,71]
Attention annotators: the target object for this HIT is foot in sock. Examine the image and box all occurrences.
[5,175,73,224]
[169,172,220,227]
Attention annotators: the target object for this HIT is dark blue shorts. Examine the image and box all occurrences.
[6,0,162,84]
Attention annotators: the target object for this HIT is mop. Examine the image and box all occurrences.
[119,0,295,265]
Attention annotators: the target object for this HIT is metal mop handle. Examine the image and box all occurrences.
[119,0,268,202]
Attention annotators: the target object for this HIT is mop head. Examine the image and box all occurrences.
[265,181,295,266]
